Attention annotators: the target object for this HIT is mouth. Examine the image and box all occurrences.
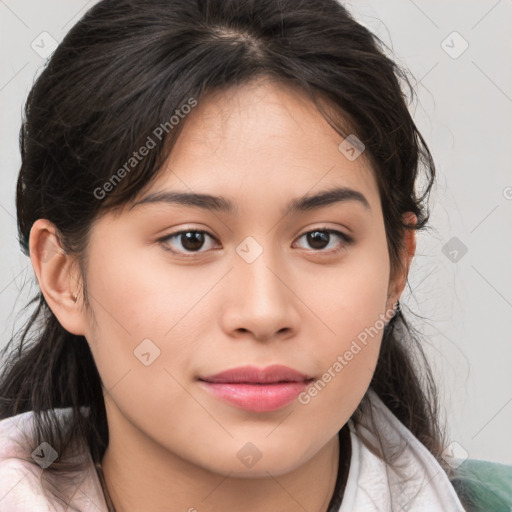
[198,364,314,412]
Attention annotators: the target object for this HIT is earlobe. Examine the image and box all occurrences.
[29,219,87,336]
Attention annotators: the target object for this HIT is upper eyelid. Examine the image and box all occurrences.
[159,226,351,250]
[158,229,220,251]
[160,226,348,239]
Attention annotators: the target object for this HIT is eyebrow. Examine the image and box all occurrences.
[129,186,371,216]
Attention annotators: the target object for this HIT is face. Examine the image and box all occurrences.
[46,79,409,477]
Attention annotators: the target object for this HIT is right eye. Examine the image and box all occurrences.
[158,229,220,255]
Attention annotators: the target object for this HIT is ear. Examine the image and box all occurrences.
[29,219,88,336]
[386,212,417,309]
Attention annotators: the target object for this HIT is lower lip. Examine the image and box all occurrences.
[198,380,311,412]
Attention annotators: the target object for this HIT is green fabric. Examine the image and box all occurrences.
[450,458,512,512]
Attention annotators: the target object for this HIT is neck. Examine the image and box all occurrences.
[100,417,347,512]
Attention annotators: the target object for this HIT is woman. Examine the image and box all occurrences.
[0,0,510,511]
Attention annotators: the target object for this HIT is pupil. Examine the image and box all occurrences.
[182,232,204,251]
[308,231,328,249]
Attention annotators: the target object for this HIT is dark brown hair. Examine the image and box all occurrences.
[1,0,448,506]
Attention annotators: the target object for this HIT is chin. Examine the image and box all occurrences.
[201,443,308,479]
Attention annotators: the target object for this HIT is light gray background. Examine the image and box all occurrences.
[1,1,511,464]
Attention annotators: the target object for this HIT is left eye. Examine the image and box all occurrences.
[294,229,352,253]
[159,228,352,255]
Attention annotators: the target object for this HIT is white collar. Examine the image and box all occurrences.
[0,392,464,511]
[0,408,107,511]
[339,390,465,511]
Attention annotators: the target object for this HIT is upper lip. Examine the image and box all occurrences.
[199,364,313,384]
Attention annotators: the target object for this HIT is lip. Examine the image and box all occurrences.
[198,365,314,412]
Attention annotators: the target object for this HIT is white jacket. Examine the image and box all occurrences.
[0,391,465,511]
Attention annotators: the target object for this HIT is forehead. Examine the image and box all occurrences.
[131,78,380,214]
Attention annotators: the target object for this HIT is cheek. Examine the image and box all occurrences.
[297,237,390,417]
[82,241,217,406]
[84,236,211,340]
[305,229,391,341]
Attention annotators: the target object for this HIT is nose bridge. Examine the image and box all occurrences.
[223,234,298,339]
[235,234,287,306]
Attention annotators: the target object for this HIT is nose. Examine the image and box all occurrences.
[220,247,300,343]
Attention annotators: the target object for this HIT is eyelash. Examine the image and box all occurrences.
[158,227,353,256]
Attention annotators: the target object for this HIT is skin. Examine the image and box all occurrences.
[30,78,416,512]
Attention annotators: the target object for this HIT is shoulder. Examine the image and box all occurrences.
[0,410,55,511]
[450,458,512,512]
[0,410,44,472]
[0,408,72,463]
[0,409,107,512]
